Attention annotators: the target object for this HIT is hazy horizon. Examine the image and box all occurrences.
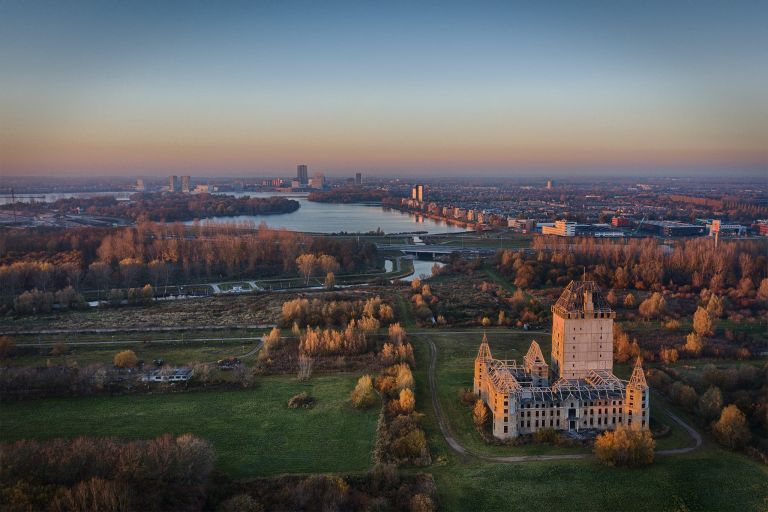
[1,1,767,177]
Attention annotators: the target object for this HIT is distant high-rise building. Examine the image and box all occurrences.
[355,172,362,185]
[309,172,326,189]
[181,175,191,193]
[546,179,554,190]
[169,175,179,192]
[135,178,145,191]
[297,164,308,185]
[417,184,424,202]
[411,186,418,200]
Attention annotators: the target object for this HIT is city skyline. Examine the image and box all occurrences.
[1,1,767,177]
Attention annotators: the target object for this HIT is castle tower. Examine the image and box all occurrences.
[551,281,615,379]
[625,357,650,430]
[523,340,549,386]
[473,332,492,399]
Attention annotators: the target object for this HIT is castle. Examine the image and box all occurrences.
[473,280,649,438]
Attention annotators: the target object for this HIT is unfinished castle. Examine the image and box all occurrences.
[473,280,649,438]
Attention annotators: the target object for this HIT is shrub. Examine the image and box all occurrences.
[594,426,655,467]
[51,342,69,356]
[217,494,264,512]
[287,391,315,409]
[693,307,714,337]
[113,350,138,368]
[533,428,559,444]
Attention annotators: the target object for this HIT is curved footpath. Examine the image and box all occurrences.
[424,338,702,463]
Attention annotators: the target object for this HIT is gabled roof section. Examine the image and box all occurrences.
[552,280,613,316]
[524,340,546,366]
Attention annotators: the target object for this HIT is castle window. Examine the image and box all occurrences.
[527,421,530,427]
[598,418,602,425]
[642,420,646,427]
[504,426,508,433]
[535,420,539,427]
[590,418,593,426]
[521,422,524,428]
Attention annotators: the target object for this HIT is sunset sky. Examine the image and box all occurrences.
[1,1,766,177]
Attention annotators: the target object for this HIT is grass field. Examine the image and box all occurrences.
[410,330,768,511]
[0,374,379,478]
[7,341,258,367]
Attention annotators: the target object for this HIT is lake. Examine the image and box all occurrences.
[191,193,467,234]
[0,190,467,235]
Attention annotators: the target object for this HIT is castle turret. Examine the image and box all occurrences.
[473,333,492,399]
[523,340,549,386]
[625,357,650,431]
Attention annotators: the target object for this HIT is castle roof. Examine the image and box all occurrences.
[552,280,613,316]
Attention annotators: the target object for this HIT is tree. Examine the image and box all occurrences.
[659,347,679,364]
[712,405,751,450]
[394,363,414,391]
[388,323,407,345]
[472,399,489,428]
[296,253,318,285]
[0,336,15,358]
[481,317,491,327]
[350,374,377,408]
[114,350,138,368]
[697,386,723,421]
[398,388,416,414]
[594,426,655,467]
[606,289,617,306]
[706,294,725,319]
[497,310,506,326]
[623,293,636,309]
[758,278,768,300]
[324,272,335,290]
[260,327,281,360]
[318,254,340,275]
[297,353,313,381]
[684,332,705,356]
[693,307,714,337]
[639,292,666,320]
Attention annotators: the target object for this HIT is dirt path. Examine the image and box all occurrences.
[425,338,702,463]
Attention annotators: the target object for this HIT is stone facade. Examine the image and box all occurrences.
[473,280,649,439]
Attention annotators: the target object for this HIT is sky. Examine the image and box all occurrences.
[0,0,766,178]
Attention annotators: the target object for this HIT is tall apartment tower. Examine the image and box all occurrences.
[416,184,424,202]
[181,175,191,193]
[355,172,362,185]
[546,179,554,190]
[411,186,418,200]
[169,175,179,192]
[550,281,615,379]
[297,164,309,185]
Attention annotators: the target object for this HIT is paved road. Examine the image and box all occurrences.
[425,338,702,463]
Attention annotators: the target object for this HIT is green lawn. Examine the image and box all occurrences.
[6,342,257,367]
[0,374,379,478]
[410,330,768,511]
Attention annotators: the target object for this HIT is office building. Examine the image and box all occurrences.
[181,176,191,193]
[542,220,576,237]
[355,172,362,185]
[297,164,309,185]
[168,176,179,192]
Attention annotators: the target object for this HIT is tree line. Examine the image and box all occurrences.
[0,222,377,313]
[4,192,300,222]
[0,434,215,511]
